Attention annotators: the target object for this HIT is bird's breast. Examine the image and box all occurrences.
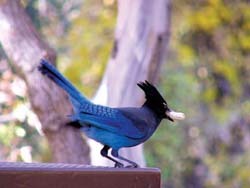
[81,126,140,149]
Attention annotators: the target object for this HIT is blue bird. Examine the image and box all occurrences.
[38,59,185,168]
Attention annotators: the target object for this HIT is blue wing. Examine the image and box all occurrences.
[73,104,147,139]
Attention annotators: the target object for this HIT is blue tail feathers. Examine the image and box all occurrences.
[38,59,90,110]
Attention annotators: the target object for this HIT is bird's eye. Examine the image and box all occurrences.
[163,103,167,108]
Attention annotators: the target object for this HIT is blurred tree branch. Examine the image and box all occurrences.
[93,0,172,166]
[0,0,90,164]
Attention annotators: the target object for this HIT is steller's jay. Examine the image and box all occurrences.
[38,59,185,168]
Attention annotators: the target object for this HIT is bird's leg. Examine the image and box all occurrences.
[111,149,139,168]
[100,145,124,168]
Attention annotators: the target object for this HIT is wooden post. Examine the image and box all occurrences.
[0,162,161,188]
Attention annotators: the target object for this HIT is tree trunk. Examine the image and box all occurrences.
[92,0,171,166]
[0,0,90,164]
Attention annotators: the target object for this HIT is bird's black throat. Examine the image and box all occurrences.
[142,100,166,119]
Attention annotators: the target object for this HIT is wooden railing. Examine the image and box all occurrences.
[0,162,161,188]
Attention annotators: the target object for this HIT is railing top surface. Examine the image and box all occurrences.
[0,161,160,173]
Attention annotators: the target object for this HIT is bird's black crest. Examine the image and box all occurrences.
[137,80,171,119]
[137,81,166,104]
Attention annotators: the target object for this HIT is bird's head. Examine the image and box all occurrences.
[137,81,185,122]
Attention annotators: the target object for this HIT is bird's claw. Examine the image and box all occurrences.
[114,162,124,168]
[125,164,139,168]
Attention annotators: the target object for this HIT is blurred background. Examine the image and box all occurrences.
[0,0,250,187]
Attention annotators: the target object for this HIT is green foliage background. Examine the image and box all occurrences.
[0,0,250,187]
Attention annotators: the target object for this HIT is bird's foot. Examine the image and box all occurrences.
[125,164,139,168]
[114,162,124,168]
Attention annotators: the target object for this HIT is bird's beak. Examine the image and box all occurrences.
[166,110,185,121]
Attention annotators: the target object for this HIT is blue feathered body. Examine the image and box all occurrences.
[38,59,161,150]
